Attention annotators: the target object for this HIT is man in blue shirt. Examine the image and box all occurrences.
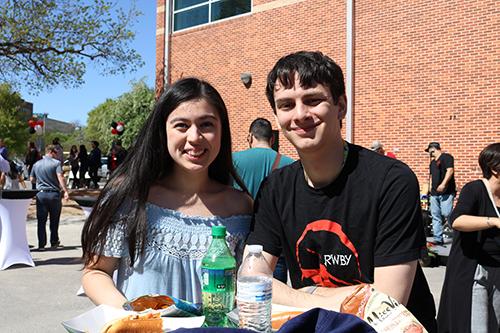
[30,145,69,250]
[233,118,294,199]
[233,118,294,283]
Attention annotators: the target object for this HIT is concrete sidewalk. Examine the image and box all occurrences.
[0,211,447,332]
[0,215,93,332]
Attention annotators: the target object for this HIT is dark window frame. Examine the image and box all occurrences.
[173,0,252,32]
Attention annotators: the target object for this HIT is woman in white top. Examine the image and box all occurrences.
[0,161,26,190]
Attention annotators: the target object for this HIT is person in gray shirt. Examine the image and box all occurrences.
[30,145,69,250]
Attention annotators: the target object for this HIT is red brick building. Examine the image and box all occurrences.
[155,0,499,189]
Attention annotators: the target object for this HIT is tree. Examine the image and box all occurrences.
[0,0,143,91]
[86,80,154,153]
[0,83,30,156]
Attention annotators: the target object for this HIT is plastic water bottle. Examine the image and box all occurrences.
[237,245,273,333]
[202,226,236,327]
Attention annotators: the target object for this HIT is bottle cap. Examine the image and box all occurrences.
[247,245,263,253]
[212,225,227,237]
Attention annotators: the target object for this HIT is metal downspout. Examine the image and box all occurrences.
[346,0,354,142]
[164,0,171,87]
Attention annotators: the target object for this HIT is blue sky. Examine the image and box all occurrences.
[19,1,157,125]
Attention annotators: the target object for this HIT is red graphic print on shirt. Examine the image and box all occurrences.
[296,219,363,287]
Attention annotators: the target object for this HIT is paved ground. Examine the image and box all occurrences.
[0,202,448,332]
[0,210,93,332]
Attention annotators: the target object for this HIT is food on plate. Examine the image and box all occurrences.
[127,295,174,311]
[271,311,304,330]
[101,312,162,333]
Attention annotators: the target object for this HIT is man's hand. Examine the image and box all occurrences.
[436,184,446,193]
[62,190,69,201]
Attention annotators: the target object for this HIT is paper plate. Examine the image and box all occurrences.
[62,304,205,333]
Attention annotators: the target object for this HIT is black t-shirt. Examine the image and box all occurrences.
[429,153,456,196]
[247,143,436,329]
[451,180,500,266]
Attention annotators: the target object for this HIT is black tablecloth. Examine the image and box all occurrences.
[1,190,38,200]
[72,195,98,208]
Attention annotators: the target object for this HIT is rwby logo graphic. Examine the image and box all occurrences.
[296,219,363,287]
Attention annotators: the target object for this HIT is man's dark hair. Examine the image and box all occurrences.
[45,144,56,154]
[479,142,500,179]
[91,140,99,147]
[249,118,273,141]
[266,51,345,112]
[52,137,60,144]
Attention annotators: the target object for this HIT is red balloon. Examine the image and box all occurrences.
[111,128,118,135]
[37,120,44,126]
[28,119,35,127]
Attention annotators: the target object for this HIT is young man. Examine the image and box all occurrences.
[425,142,456,246]
[30,145,69,250]
[245,51,436,331]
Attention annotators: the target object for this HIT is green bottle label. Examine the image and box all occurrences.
[202,268,235,293]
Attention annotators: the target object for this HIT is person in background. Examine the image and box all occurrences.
[107,139,127,175]
[25,142,41,190]
[30,145,69,250]
[426,142,456,246]
[81,77,252,308]
[438,142,500,333]
[233,117,294,283]
[0,153,9,173]
[244,51,436,331]
[233,118,294,198]
[0,138,8,159]
[88,141,102,189]
[52,137,64,165]
[68,145,80,189]
[0,160,26,190]
[370,140,396,158]
[78,145,89,189]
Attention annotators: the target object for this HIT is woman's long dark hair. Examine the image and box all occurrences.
[81,77,248,266]
[7,161,19,179]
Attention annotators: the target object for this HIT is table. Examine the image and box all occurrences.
[72,195,98,218]
[0,190,38,270]
[72,195,102,296]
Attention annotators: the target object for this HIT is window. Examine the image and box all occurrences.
[173,0,251,31]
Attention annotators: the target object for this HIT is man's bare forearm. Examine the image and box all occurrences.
[440,168,454,188]
[272,279,359,311]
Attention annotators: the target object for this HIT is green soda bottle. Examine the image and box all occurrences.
[202,226,236,327]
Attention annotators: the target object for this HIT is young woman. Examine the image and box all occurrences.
[68,145,80,189]
[81,78,253,308]
[438,143,500,333]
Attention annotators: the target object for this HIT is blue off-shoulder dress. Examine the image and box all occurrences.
[102,202,252,304]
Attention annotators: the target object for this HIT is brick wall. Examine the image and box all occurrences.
[355,0,499,189]
[156,0,499,189]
